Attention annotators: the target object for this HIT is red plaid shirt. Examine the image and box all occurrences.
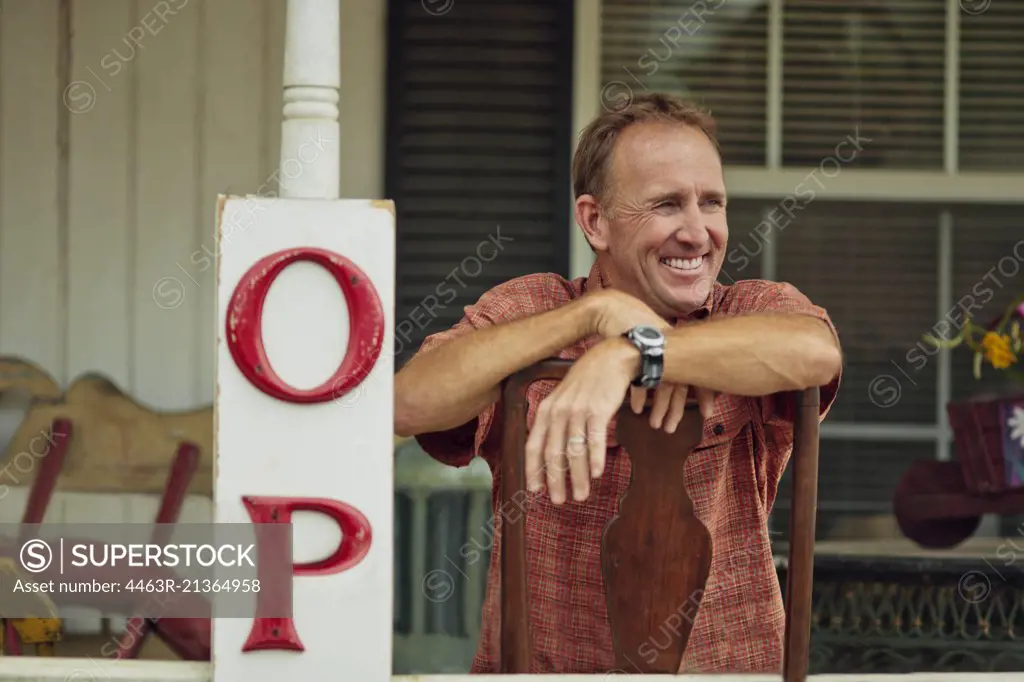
[414,261,841,674]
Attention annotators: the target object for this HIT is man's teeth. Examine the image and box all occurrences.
[660,256,703,271]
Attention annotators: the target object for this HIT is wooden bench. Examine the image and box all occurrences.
[0,356,211,658]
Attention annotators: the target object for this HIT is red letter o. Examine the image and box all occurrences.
[226,247,384,403]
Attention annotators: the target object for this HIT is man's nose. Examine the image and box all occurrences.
[673,202,707,246]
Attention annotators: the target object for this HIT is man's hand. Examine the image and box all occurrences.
[585,289,717,435]
[587,289,669,339]
[525,339,633,504]
[524,338,718,505]
[629,381,717,433]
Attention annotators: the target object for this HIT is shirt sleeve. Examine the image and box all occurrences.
[410,324,500,469]
[737,280,842,426]
[731,281,842,512]
[409,277,558,468]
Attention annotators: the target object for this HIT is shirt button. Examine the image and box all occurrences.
[713,423,725,435]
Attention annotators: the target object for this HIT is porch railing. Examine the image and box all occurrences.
[393,439,492,674]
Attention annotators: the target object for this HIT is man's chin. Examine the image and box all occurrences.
[655,279,712,310]
[647,292,700,320]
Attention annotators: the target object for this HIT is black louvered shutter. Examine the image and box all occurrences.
[386,0,573,365]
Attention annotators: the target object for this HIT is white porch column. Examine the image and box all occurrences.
[279,0,341,199]
[214,0,394,680]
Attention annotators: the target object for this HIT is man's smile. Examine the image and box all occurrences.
[658,255,704,272]
[657,255,710,288]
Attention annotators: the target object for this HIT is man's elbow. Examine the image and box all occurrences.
[395,408,428,439]
[394,416,416,439]
[804,337,842,387]
[393,381,469,438]
[393,369,422,437]
[394,385,425,438]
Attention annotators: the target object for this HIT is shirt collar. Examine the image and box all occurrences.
[584,259,716,325]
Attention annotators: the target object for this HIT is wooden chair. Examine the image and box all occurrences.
[499,359,820,681]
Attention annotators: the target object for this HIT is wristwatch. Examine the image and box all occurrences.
[623,325,665,389]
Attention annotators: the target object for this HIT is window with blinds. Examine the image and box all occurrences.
[960,2,1024,170]
[716,199,769,283]
[601,0,1024,172]
[736,200,941,530]
[600,0,767,166]
[767,200,1024,535]
[774,440,938,540]
[782,0,946,169]
[600,1,1024,541]
[386,0,573,366]
[772,201,941,425]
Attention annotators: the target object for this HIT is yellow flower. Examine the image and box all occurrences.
[981,331,1018,369]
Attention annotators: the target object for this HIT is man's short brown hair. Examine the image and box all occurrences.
[572,92,720,206]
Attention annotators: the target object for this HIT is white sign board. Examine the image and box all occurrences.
[214,195,394,681]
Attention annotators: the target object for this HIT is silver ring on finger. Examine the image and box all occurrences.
[566,434,587,457]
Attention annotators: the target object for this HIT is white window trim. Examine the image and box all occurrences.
[945,0,961,175]
[569,0,601,279]
[937,210,955,461]
[766,0,783,169]
[724,168,1024,204]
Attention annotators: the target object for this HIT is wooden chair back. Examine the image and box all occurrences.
[499,358,820,681]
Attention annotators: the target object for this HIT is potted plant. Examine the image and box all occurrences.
[893,295,1024,548]
[923,295,1024,493]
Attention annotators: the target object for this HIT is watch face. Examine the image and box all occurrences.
[636,326,662,341]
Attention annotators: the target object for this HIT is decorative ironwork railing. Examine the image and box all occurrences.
[780,544,1024,675]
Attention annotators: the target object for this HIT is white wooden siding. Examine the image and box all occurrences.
[0,0,386,636]
[0,0,385,409]
[0,1,64,387]
[0,0,283,408]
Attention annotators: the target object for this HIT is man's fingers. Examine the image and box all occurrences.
[629,385,646,414]
[698,388,717,420]
[543,406,570,505]
[525,400,550,492]
[589,411,602,475]
[566,414,591,502]
[649,383,674,429]
[663,384,689,433]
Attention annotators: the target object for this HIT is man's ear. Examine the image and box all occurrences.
[574,194,610,252]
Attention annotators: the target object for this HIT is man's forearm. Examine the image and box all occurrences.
[611,313,842,396]
[394,298,595,437]
[665,314,841,394]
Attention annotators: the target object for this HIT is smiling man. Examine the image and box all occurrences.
[394,92,843,675]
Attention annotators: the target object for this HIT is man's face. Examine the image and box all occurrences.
[595,121,727,319]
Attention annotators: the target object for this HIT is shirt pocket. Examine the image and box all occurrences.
[682,396,755,509]
[694,394,753,450]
